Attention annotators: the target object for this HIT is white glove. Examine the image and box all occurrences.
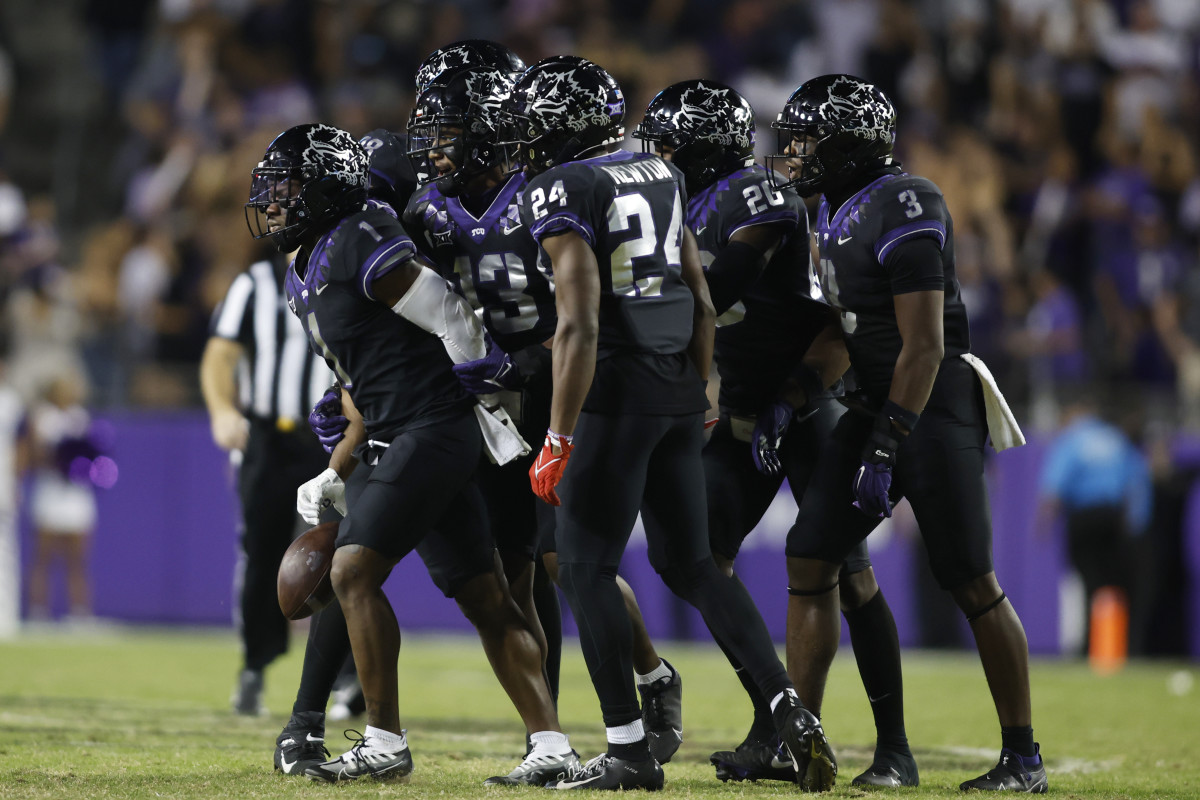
[296,467,347,525]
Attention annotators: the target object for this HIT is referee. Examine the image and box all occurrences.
[200,247,333,715]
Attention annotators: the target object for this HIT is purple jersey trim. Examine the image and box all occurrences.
[530,212,595,247]
[358,237,416,300]
[873,219,947,264]
[726,208,799,245]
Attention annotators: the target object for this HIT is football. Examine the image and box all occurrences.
[277,521,338,620]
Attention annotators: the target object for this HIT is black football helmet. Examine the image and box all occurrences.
[633,79,755,195]
[768,74,896,196]
[501,56,625,175]
[414,39,525,94]
[358,128,413,211]
[406,65,515,197]
[246,123,369,252]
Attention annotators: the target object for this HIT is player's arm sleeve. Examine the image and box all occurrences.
[882,237,945,295]
[376,256,486,363]
[704,174,801,313]
[706,226,781,315]
[681,226,715,381]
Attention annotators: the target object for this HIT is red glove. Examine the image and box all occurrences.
[529,430,573,506]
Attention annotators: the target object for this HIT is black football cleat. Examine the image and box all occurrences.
[773,690,837,792]
[305,729,413,783]
[549,753,664,791]
[274,711,330,776]
[851,749,920,787]
[484,749,580,786]
[960,746,1047,793]
[710,737,797,783]
[638,659,683,764]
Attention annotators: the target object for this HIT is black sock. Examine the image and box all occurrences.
[533,559,562,705]
[844,589,909,754]
[1001,726,1037,759]
[710,623,775,743]
[677,566,791,701]
[608,738,652,761]
[293,600,352,715]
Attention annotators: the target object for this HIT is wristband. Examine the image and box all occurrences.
[881,399,920,436]
[547,429,574,448]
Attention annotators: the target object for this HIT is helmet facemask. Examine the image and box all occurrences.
[407,67,517,195]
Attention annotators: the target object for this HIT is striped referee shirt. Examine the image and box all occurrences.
[211,256,333,426]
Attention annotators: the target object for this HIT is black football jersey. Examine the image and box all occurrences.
[285,205,471,440]
[521,150,707,414]
[813,171,969,399]
[688,165,830,414]
[403,172,557,353]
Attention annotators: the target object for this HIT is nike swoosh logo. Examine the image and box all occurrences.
[555,773,605,789]
[770,754,793,769]
[837,235,852,245]
[504,223,524,235]
[867,692,892,703]
[307,733,324,743]
[696,226,707,235]
[534,456,562,478]
[315,283,330,295]
[280,755,298,773]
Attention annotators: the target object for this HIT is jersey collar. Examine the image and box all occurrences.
[446,172,525,238]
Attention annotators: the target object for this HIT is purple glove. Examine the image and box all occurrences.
[852,426,899,518]
[308,385,348,454]
[751,398,795,476]
[453,338,522,394]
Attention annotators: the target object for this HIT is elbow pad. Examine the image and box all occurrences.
[391,265,486,364]
[706,240,768,315]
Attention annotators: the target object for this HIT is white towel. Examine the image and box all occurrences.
[474,401,531,465]
[960,353,1025,452]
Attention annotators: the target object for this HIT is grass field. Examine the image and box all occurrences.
[1,627,1197,799]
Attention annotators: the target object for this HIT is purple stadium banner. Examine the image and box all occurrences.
[16,411,1197,656]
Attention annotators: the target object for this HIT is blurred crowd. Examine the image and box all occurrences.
[0,0,1199,437]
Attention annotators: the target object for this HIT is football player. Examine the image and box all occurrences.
[507,57,836,791]
[634,79,917,787]
[769,75,1046,793]
[245,123,575,784]
[403,60,685,764]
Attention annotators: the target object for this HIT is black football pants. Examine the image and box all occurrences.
[555,410,792,728]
